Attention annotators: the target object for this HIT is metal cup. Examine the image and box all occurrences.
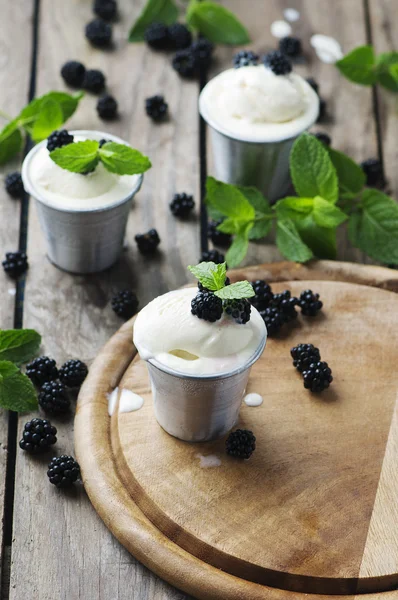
[146,334,266,442]
[21,130,143,274]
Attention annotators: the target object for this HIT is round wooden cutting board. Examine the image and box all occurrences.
[75,261,398,600]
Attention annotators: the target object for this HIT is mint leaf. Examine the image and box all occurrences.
[18,91,83,133]
[206,177,255,221]
[99,142,152,175]
[336,45,377,86]
[237,185,273,239]
[225,224,251,267]
[187,1,250,45]
[0,120,23,165]
[376,52,398,92]
[313,196,348,228]
[188,262,227,291]
[215,281,254,300]
[290,134,338,203]
[327,147,366,198]
[275,196,314,220]
[237,186,270,214]
[296,216,337,259]
[248,217,272,240]
[276,219,313,263]
[31,99,64,142]
[216,218,241,234]
[0,329,41,365]
[207,205,224,221]
[43,91,84,121]
[0,361,38,412]
[348,189,398,263]
[50,140,100,173]
[128,0,178,42]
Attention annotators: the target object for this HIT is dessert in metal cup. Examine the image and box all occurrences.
[133,262,267,442]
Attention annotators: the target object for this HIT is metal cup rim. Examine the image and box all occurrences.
[21,129,144,214]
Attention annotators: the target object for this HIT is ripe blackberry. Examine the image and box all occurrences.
[26,356,58,387]
[317,98,327,122]
[271,290,298,323]
[290,343,321,373]
[19,418,57,454]
[93,0,117,21]
[207,220,231,248]
[250,280,273,311]
[47,455,80,488]
[60,60,86,88]
[361,158,385,188]
[144,22,169,50]
[39,382,70,415]
[302,361,333,393]
[96,94,118,119]
[198,276,230,293]
[200,249,224,264]
[170,193,195,217]
[59,359,88,388]
[226,429,256,459]
[263,50,292,75]
[306,77,319,95]
[191,38,214,69]
[223,298,251,324]
[299,289,323,316]
[145,95,168,121]
[233,50,259,68]
[260,306,283,336]
[172,49,196,78]
[5,172,24,198]
[168,23,192,50]
[111,289,139,319]
[47,129,74,152]
[191,291,223,322]
[135,229,160,254]
[2,251,28,279]
[279,36,302,58]
[313,132,331,146]
[85,19,112,48]
[83,69,106,93]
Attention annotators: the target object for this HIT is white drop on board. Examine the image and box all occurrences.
[270,20,292,39]
[119,389,144,413]
[244,393,264,407]
[310,34,343,64]
[8,288,16,296]
[284,8,300,22]
[195,454,221,468]
[107,387,119,416]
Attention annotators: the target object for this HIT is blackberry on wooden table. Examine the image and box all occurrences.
[60,60,86,87]
[172,49,196,78]
[290,343,321,372]
[199,249,224,264]
[85,19,112,47]
[59,359,88,388]
[111,290,139,320]
[271,290,298,323]
[96,94,118,119]
[93,0,117,21]
[226,429,256,459]
[83,69,106,93]
[207,220,231,248]
[19,419,57,454]
[263,50,292,75]
[26,356,58,387]
[2,251,28,279]
[168,23,192,50]
[279,36,302,58]
[299,289,323,316]
[47,455,80,488]
[145,95,168,121]
[302,361,333,393]
[250,280,273,311]
[233,50,259,68]
[170,193,195,217]
[144,22,169,50]
[191,39,214,69]
[259,306,283,336]
[135,229,160,254]
[5,171,25,198]
[39,382,70,415]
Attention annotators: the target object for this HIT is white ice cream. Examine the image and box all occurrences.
[133,288,266,376]
[24,133,140,211]
[199,65,319,143]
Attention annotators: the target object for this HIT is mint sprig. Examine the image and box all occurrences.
[336,45,398,92]
[188,262,254,300]
[0,329,41,365]
[49,140,152,176]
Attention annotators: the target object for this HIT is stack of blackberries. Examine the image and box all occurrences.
[290,343,333,393]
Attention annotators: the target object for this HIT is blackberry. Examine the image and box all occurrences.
[93,0,117,21]
[19,418,57,454]
[306,77,319,95]
[302,361,333,393]
[223,298,251,324]
[39,382,70,415]
[2,251,28,279]
[260,307,283,336]
[59,359,88,388]
[279,36,302,58]
[299,289,323,316]
[207,220,231,248]
[226,429,256,459]
[145,95,168,121]
[170,193,195,217]
[99,138,109,147]
[135,228,160,254]
[200,249,224,264]
[168,23,192,50]
[96,94,118,119]
[290,343,321,373]
[85,19,112,48]
[191,38,214,69]
[144,22,169,50]
[317,98,327,122]
[47,129,74,152]
[198,276,230,293]
[111,289,139,319]
[233,50,259,68]
[263,50,292,75]
[191,291,223,322]
[26,356,58,387]
[313,132,331,146]
[60,60,86,88]
[5,172,24,198]
[83,69,106,93]
[172,49,196,78]
[250,280,273,311]
[271,290,298,323]
[360,158,385,188]
[47,455,80,488]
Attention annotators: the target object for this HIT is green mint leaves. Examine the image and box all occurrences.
[188,262,254,300]
[129,0,250,45]
[214,281,254,300]
[49,140,152,176]
[0,329,41,365]
[0,91,83,165]
[336,45,398,92]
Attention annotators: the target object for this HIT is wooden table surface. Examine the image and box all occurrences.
[0,1,396,599]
